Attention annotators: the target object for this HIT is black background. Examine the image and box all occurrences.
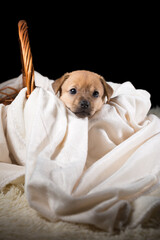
[0,3,159,107]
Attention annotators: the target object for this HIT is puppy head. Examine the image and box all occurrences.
[52,70,113,118]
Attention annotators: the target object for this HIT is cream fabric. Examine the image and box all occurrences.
[0,72,160,231]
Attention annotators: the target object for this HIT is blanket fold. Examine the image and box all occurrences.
[0,72,160,231]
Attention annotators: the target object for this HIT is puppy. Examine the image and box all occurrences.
[52,70,113,118]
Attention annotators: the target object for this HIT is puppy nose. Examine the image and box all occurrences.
[80,100,90,109]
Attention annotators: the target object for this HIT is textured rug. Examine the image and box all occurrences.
[0,106,160,240]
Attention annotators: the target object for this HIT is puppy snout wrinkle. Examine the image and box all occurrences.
[80,100,90,109]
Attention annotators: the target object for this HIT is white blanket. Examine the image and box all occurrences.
[0,72,160,231]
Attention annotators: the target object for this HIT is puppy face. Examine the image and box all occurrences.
[52,70,113,118]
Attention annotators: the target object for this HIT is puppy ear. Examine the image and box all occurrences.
[100,77,113,101]
[52,73,70,95]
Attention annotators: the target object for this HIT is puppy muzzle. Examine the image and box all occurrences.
[74,100,91,118]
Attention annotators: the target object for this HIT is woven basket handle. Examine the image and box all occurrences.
[18,20,35,98]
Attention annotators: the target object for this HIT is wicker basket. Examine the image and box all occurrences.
[0,20,35,105]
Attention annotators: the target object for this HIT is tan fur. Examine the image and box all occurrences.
[52,70,113,118]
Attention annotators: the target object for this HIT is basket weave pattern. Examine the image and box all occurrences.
[0,20,35,105]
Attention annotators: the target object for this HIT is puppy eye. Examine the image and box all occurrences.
[93,91,99,98]
[69,88,77,95]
